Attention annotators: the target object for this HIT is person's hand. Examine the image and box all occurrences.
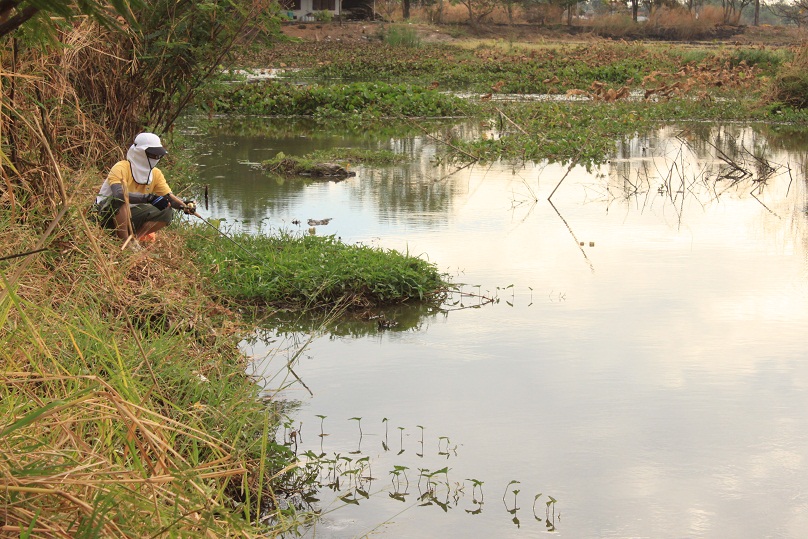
[182,200,197,215]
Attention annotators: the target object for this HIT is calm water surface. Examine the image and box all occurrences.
[186,118,808,538]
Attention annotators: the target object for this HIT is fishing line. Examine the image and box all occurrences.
[191,212,261,261]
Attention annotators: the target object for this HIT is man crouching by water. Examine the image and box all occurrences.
[94,132,195,246]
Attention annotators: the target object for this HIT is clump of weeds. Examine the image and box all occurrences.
[186,228,449,311]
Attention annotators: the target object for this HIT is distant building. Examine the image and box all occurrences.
[279,0,373,20]
[280,0,340,20]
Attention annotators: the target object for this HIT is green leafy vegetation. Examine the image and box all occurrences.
[186,228,449,310]
[305,147,409,165]
[262,147,407,177]
[204,80,472,118]
[454,98,768,167]
[383,24,422,47]
[239,39,774,97]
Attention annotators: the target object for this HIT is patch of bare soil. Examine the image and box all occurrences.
[280,20,806,47]
[278,20,595,44]
[280,21,450,43]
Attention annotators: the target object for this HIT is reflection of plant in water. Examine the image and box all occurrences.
[349,417,363,454]
[291,417,559,532]
[530,492,559,531]
[260,301,446,338]
[438,435,457,457]
[467,478,485,503]
[283,418,302,453]
[603,128,798,225]
[398,426,406,455]
[390,465,410,492]
[465,478,485,515]
[349,416,363,436]
[503,480,521,527]
[316,414,327,438]
[442,286,496,311]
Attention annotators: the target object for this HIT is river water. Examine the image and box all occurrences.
[186,118,808,538]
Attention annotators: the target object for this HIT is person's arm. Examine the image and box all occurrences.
[167,193,194,213]
[127,192,154,204]
[152,172,194,213]
[109,183,133,240]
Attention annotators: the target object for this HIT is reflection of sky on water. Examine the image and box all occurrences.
[189,118,808,538]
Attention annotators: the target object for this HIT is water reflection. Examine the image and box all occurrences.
[252,302,447,338]
[605,125,800,225]
[186,117,492,232]
[286,415,562,534]
[189,117,808,538]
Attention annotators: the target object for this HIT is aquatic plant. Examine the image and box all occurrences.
[289,415,560,532]
[441,98,764,167]
[186,228,449,310]
[204,80,473,118]
[238,38,774,98]
[262,147,409,178]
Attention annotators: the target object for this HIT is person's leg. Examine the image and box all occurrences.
[130,204,174,239]
[103,199,132,240]
[136,220,168,238]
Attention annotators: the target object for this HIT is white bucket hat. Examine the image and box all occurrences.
[133,132,167,157]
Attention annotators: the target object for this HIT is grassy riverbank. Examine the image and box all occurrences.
[0,157,446,535]
[5,14,808,535]
[0,202,301,536]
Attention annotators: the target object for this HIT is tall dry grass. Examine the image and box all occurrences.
[768,42,808,109]
[2,34,116,212]
[589,5,735,40]
[1,20,308,536]
[0,166,308,535]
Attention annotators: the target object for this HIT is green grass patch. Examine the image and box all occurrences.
[384,24,422,47]
[262,147,408,177]
[234,39,776,97]
[203,80,473,118]
[187,228,449,310]
[305,147,409,165]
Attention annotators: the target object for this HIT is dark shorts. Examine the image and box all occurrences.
[93,197,174,234]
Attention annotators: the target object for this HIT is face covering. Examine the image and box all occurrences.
[127,144,158,185]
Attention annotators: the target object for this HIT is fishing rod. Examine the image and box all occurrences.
[0,247,49,262]
[190,211,261,261]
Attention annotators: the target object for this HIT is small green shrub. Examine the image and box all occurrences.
[385,24,421,47]
[313,10,333,22]
[729,48,787,69]
[769,67,808,109]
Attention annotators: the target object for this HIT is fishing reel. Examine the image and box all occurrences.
[182,200,197,215]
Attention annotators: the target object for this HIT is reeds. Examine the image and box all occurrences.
[0,141,304,536]
[1,25,118,210]
[0,203,312,536]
